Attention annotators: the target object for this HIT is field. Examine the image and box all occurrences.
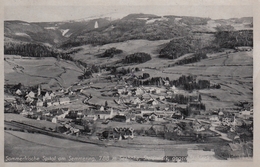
[4,55,83,88]
[5,114,57,130]
[5,130,223,162]
[71,39,171,66]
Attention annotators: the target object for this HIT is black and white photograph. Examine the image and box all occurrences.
[3,0,255,163]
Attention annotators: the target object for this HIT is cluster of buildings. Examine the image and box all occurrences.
[4,75,253,154]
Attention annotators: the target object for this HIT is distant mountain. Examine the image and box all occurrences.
[4,14,253,48]
[4,18,111,46]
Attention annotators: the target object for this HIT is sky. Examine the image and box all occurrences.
[4,4,253,22]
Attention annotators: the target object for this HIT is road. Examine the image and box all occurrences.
[209,126,232,141]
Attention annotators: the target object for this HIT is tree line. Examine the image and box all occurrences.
[4,42,74,61]
[122,52,152,64]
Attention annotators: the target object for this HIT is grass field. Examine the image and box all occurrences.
[4,55,82,88]
[5,114,57,129]
[5,130,222,162]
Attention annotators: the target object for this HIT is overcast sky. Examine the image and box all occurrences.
[4,5,253,22]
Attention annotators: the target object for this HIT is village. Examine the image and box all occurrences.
[4,67,253,160]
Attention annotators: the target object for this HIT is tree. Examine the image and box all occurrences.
[199,94,202,102]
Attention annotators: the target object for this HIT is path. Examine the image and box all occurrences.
[209,126,232,141]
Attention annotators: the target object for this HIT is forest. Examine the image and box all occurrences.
[122,52,152,64]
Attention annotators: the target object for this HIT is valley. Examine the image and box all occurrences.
[4,13,253,162]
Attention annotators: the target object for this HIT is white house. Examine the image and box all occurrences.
[36,99,43,107]
[52,117,58,123]
[127,91,132,96]
[100,106,105,111]
[16,89,22,96]
[218,111,224,116]
[159,96,165,101]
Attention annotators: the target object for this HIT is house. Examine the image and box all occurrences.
[148,113,158,121]
[218,111,224,116]
[26,91,35,98]
[43,92,51,102]
[52,116,58,123]
[147,99,158,106]
[83,114,98,121]
[242,120,253,127]
[171,85,177,90]
[95,111,111,120]
[44,99,51,107]
[142,93,151,100]
[135,87,144,96]
[26,96,34,104]
[209,115,219,122]
[50,108,64,117]
[50,92,56,99]
[20,109,29,116]
[59,97,70,105]
[100,106,105,111]
[16,89,22,96]
[163,79,170,86]
[193,119,205,132]
[193,125,205,132]
[133,97,142,104]
[125,90,131,96]
[117,88,126,95]
[116,127,134,139]
[237,110,253,119]
[36,99,43,107]
[159,96,165,101]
